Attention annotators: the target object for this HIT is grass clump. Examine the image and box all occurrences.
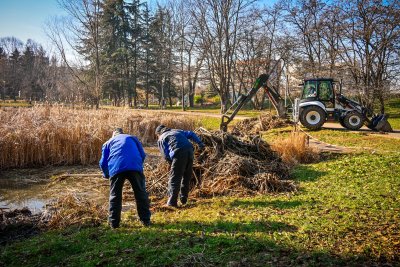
[272,132,320,166]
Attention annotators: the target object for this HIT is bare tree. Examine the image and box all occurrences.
[284,0,328,77]
[337,0,400,113]
[46,0,103,108]
[191,0,254,113]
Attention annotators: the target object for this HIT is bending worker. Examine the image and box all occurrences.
[99,128,151,228]
[155,125,205,207]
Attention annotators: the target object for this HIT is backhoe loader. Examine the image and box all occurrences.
[220,67,392,132]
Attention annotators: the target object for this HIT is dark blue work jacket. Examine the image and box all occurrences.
[158,129,204,162]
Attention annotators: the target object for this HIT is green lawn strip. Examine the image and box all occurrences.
[195,116,222,130]
[385,98,400,118]
[305,129,400,153]
[1,152,398,266]
[387,118,400,130]
[0,101,32,107]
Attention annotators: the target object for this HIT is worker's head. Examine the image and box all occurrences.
[155,125,169,136]
[112,128,123,137]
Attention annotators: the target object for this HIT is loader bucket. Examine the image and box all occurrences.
[367,114,393,132]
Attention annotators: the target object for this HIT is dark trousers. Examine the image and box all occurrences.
[109,171,151,227]
[167,150,194,206]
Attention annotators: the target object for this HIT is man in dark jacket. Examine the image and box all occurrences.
[155,125,205,207]
[99,128,151,228]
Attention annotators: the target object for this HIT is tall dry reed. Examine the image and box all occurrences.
[0,106,195,169]
[271,132,320,166]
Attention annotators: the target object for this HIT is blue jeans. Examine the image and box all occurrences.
[167,150,194,206]
[109,171,151,227]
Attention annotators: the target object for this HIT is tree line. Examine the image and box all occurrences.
[0,0,399,113]
[0,37,73,103]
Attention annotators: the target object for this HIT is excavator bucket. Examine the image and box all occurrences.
[367,114,393,132]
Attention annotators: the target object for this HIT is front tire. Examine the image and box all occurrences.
[339,116,346,128]
[343,111,364,130]
[300,106,326,130]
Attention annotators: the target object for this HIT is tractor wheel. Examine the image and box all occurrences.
[339,116,346,128]
[343,111,364,130]
[299,106,326,130]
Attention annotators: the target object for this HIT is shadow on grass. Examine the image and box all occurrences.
[230,199,302,209]
[154,219,298,234]
[1,219,395,266]
[292,165,328,182]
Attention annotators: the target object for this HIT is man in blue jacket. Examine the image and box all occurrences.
[155,125,205,207]
[99,128,151,228]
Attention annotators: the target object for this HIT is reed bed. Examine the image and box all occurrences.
[0,106,195,170]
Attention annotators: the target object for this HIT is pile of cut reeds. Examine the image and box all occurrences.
[231,113,291,136]
[0,106,195,169]
[192,129,296,195]
[145,129,296,198]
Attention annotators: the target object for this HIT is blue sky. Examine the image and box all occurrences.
[0,0,162,50]
[0,0,272,51]
[0,0,65,48]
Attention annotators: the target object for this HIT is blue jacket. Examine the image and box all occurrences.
[99,134,146,178]
[158,129,204,162]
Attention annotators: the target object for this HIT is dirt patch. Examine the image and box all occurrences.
[0,208,42,245]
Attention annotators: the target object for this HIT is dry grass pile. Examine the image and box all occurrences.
[144,162,170,199]
[272,132,320,166]
[143,129,296,199]
[232,113,291,136]
[42,194,108,229]
[191,129,295,195]
[0,106,195,169]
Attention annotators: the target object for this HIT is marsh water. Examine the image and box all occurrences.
[0,149,161,214]
[0,166,109,214]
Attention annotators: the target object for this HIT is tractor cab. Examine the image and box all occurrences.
[300,78,335,108]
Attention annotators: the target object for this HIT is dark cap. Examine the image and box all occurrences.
[155,125,166,135]
[112,128,123,137]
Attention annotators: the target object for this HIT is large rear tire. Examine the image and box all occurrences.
[343,111,364,130]
[300,106,326,130]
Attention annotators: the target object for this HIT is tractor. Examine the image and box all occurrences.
[220,68,392,132]
[296,78,392,131]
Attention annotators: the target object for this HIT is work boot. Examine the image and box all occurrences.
[167,198,178,208]
[180,197,187,205]
[109,223,119,229]
[141,221,151,227]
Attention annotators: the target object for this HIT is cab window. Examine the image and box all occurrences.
[302,81,317,98]
[319,81,333,101]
